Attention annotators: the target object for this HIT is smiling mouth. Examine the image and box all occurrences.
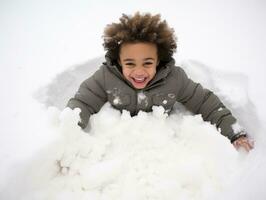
[132,77,147,83]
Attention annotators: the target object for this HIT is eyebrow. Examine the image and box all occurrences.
[123,58,155,62]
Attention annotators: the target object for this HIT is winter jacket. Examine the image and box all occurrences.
[66,53,244,142]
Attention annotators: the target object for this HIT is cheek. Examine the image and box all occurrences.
[122,68,131,79]
[121,66,156,79]
[148,68,156,79]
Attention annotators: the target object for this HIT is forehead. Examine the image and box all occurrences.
[119,42,158,59]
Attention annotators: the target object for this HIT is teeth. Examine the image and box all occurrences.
[135,78,145,81]
[133,78,145,83]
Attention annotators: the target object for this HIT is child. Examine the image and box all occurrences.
[67,12,254,152]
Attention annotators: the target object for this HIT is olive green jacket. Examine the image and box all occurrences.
[67,54,243,142]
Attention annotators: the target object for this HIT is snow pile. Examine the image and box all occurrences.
[180,60,261,136]
[2,103,246,200]
[1,58,265,200]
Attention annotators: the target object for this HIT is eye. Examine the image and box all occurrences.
[143,62,153,67]
[125,63,135,68]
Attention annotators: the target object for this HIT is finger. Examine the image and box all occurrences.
[243,138,254,149]
[249,140,255,148]
[233,141,240,149]
[247,141,254,150]
[235,141,250,152]
[243,141,254,152]
[233,138,254,152]
[243,143,251,152]
[234,142,241,150]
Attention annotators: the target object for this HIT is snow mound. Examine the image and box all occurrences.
[2,58,265,200]
[3,103,244,200]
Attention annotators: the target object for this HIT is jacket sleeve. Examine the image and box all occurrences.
[66,66,107,129]
[176,67,245,142]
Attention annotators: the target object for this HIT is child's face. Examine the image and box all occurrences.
[118,42,159,89]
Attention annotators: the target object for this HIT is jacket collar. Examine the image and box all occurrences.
[103,52,175,90]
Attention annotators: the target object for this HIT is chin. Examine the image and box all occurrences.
[131,82,148,89]
[133,85,146,89]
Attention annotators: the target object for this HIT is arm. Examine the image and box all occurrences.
[176,67,251,144]
[66,66,107,129]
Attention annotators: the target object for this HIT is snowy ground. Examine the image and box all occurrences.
[1,57,266,200]
[1,0,266,199]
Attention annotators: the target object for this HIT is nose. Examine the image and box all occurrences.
[134,66,146,76]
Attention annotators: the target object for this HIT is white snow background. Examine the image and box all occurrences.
[1,0,266,199]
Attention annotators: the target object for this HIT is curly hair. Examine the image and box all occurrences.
[102,11,177,64]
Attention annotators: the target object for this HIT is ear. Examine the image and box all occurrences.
[157,60,160,66]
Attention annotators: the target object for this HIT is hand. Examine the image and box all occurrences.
[233,135,254,152]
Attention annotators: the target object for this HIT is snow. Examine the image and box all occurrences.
[231,122,245,134]
[217,107,223,111]
[2,56,265,200]
[137,91,148,107]
[107,88,123,106]
[1,0,266,199]
[0,104,241,200]
[162,100,168,105]
[113,98,121,105]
